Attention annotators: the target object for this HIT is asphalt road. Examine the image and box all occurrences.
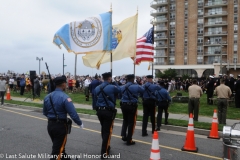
[0,106,223,160]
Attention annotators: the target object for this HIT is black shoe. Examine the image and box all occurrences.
[142,133,148,137]
[127,141,136,146]
[122,137,127,142]
[165,122,168,125]
[155,127,160,131]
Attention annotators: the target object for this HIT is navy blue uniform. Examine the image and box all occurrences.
[141,82,161,135]
[89,79,102,109]
[155,87,171,129]
[94,81,121,157]
[43,88,82,160]
[119,82,144,144]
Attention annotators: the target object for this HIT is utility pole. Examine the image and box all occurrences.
[36,57,43,75]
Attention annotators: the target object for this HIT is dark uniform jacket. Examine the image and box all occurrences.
[43,88,82,126]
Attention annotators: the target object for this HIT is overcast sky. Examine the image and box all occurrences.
[0,0,153,76]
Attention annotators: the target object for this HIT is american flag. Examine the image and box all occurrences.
[135,27,154,65]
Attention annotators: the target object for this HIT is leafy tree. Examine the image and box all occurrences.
[155,68,177,79]
[182,74,191,80]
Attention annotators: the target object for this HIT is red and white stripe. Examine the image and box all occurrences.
[135,37,154,65]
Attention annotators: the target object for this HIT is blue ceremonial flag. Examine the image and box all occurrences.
[53,12,112,54]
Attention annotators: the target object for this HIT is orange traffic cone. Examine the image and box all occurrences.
[6,88,11,100]
[208,109,220,139]
[181,113,198,152]
[150,131,161,160]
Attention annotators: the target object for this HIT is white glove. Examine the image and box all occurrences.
[80,124,84,129]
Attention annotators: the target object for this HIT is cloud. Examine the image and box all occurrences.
[0,0,153,76]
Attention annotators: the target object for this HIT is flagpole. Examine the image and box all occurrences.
[74,54,77,80]
[133,7,138,75]
[152,24,154,76]
[110,3,113,75]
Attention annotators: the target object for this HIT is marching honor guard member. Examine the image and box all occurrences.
[141,75,161,136]
[94,72,121,159]
[214,79,232,124]
[43,75,83,160]
[155,81,171,131]
[120,74,144,145]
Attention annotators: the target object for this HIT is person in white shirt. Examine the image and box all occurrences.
[0,76,7,106]
[84,76,91,101]
[9,77,14,90]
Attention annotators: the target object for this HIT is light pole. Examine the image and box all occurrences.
[36,57,43,75]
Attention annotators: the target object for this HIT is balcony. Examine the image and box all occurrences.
[150,9,168,16]
[204,51,227,56]
[150,18,168,24]
[204,11,228,17]
[150,0,168,9]
[204,1,228,8]
[197,52,204,55]
[155,44,168,49]
[154,35,168,40]
[204,21,227,27]
[204,41,227,46]
[154,62,167,65]
[204,31,228,36]
[154,54,167,58]
[155,27,168,32]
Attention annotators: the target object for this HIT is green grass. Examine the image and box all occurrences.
[5,100,224,131]
[9,90,240,120]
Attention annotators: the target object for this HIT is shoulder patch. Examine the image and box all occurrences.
[67,98,72,102]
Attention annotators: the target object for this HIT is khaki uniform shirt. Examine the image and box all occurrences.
[214,84,232,99]
[188,84,203,98]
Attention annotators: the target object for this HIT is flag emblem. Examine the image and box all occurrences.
[70,17,102,48]
[67,98,72,102]
[112,28,122,49]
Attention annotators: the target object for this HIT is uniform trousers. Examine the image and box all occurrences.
[217,98,227,124]
[142,99,156,135]
[157,101,169,128]
[188,98,200,121]
[20,86,25,95]
[92,94,96,110]
[97,109,115,157]
[0,91,5,105]
[120,104,137,143]
[84,87,89,100]
[207,90,213,105]
[235,92,240,108]
[47,121,71,160]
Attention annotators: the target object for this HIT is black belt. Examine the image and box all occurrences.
[121,102,137,106]
[190,97,199,99]
[48,119,67,123]
[218,98,228,99]
[96,107,115,111]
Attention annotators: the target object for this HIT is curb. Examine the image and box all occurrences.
[2,103,223,137]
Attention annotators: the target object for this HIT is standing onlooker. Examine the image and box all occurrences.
[188,79,203,121]
[68,77,73,92]
[207,76,215,105]
[9,77,14,90]
[234,75,240,108]
[20,74,26,95]
[34,76,40,98]
[0,76,7,106]
[214,79,232,124]
[84,76,91,101]
[229,74,235,93]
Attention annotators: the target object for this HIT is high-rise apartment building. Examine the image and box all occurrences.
[151,0,239,77]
